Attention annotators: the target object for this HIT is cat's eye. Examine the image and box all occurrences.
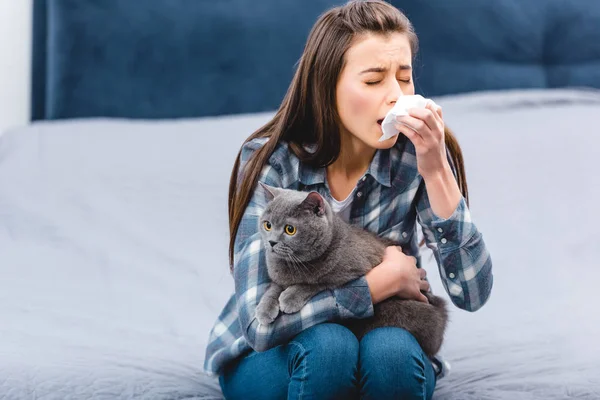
[263,221,272,231]
[284,225,297,236]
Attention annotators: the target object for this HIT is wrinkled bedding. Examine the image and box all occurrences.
[1,89,599,399]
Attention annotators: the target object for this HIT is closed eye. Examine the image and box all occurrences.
[366,79,411,86]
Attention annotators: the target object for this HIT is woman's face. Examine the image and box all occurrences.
[336,32,414,149]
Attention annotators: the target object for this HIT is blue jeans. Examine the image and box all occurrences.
[219,323,437,399]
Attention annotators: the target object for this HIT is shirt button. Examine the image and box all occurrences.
[362,176,367,182]
[356,192,362,198]
[437,228,443,233]
[440,238,447,244]
[402,232,408,238]
[449,272,456,279]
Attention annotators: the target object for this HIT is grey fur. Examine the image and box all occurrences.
[255,184,448,358]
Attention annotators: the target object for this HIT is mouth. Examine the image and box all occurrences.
[269,246,288,257]
[377,119,383,125]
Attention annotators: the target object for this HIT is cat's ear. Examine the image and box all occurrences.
[300,191,325,217]
[257,181,280,202]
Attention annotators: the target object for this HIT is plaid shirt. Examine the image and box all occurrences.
[203,136,493,378]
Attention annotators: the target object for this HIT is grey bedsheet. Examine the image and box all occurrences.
[1,89,599,399]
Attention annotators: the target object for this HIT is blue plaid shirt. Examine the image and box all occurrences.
[203,136,493,378]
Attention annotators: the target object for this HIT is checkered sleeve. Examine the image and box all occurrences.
[233,139,374,352]
[415,160,493,311]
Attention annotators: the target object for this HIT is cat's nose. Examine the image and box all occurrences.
[269,240,278,248]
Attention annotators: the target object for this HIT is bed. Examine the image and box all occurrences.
[2,1,600,399]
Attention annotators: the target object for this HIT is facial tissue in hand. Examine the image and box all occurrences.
[380,95,439,142]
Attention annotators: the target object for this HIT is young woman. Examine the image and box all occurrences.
[204,1,493,399]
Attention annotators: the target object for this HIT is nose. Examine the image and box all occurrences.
[387,80,404,105]
[269,240,278,248]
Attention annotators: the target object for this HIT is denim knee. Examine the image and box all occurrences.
[290,322,359,368]
[359,327,434,400]
[287,323,359,399]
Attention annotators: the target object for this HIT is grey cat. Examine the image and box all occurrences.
[255,183,449,358]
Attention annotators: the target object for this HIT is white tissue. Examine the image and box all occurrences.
[379,95,438,141]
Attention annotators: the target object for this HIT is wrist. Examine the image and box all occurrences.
[365,268,395,305]
[420,161,453,183]
[422,164,462,220]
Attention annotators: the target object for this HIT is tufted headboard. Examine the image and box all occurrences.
[401,1,600,96]
[31,0,600,121]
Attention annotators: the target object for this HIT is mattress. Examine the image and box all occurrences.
[1,89,599,399]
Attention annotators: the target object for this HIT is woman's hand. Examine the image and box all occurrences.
[365,246,430,305]
[395,102,450,180]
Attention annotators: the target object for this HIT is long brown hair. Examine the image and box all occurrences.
[227,0,469,269]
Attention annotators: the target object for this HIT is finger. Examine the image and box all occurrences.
[426,102,443,123]
[397,114,425,133]
[420,280,431,292]
[394,120,424,147]
[418,292,430,304]
[392,245,403,255]
[419,268,427,279]
[425,104,445,141]
[397,115,433,143]
[407,107,437,131]
[385,246,401,258]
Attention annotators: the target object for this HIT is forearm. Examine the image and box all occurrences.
[241,276,374,352]
[422,164,463,220]
[416,170,494,311]
[365,268,395,305]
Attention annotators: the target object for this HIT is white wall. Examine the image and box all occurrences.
[0,0,33,132]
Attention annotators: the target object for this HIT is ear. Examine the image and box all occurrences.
[258,181,280,202]
[300,191,325,217]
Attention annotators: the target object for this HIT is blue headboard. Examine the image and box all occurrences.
[32,0,600,121]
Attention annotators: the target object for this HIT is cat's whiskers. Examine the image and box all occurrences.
[283,252,304,281]
[285,253,311,282]
[276,245,292,256]
[288,253,313,282]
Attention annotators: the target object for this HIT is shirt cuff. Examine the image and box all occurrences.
[427,196,476,253]
[332,275,375,320]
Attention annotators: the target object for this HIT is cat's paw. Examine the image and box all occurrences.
[256,298,280,325]
[279,286,306,314]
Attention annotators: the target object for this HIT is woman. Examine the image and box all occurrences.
[204,1,493,399]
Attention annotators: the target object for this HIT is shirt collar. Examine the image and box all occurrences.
[298,161,326,186]
[298,147,392,188]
